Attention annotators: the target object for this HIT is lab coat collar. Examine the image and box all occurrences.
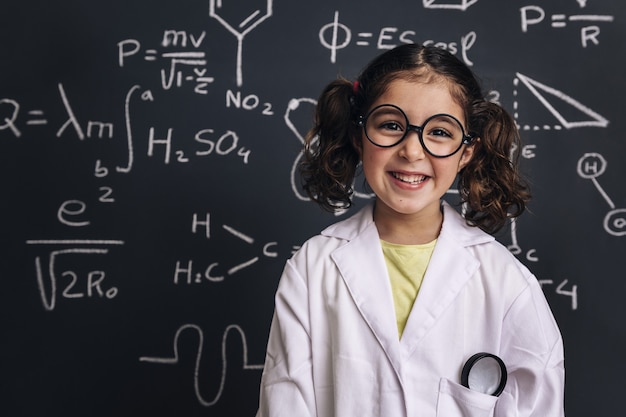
[322,201,494,246]
[321,200,493,249]
[322,201,494,370]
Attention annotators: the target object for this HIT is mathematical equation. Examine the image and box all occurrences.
[0,84,252,171]
[317,3,615,67]
[319,11,477,66]
[118,0,273,89]
[25,208,297,311]
[27,239,124,311]
[521,4,615,47]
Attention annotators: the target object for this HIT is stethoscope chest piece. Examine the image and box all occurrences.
[461,352,507,397]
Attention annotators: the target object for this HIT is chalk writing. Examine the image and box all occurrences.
[539,279,579,310]
[577,153,626,237]
[0,98,23,137]
[118,31,213,94]
[174,213,285,284]
[0,84,117,140]
[0,84,154,180]
[26,240,124,311]
[226,90,274,115]
[148,127,251,165]
[423,0,479,11]
[209,0,273,87]
[520,4,615,47]
[140,324,263,407]
[514,73,609,131]
[117,85,155,174]
[319,11,477,66]
[507,218,539,263]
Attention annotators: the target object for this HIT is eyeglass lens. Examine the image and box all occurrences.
[364,105,465,156]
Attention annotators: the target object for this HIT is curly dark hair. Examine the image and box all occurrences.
[300,43,530,234]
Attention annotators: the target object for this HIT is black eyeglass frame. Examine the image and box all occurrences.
[357,103,476,158]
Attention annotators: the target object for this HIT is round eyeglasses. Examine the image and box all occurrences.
[357,104,475,158]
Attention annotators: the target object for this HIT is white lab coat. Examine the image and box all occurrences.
[257,202,565,417]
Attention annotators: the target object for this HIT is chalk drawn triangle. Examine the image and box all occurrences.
[423,0,479,10]
[515,72,608,129]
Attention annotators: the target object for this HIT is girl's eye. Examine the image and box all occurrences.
[429,128,452,137]
[380,121,404,131]
[424,115,463,140]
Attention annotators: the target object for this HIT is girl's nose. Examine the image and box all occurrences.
[398,131,426,161]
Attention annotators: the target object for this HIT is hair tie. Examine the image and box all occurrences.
[352,81,360,94]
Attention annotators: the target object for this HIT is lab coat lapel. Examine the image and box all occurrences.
[330,219,403,371]
[399,203,486,356]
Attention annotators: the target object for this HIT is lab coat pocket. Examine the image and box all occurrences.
[436,378,497,417]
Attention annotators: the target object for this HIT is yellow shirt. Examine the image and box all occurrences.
[381,239,437,338]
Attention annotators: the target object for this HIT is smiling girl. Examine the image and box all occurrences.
[257,44,565,417]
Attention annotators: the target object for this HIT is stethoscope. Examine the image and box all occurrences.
[461,353,507,397]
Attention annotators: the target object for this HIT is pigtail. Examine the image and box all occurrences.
[459,100,531,234]
[300,78,362,212]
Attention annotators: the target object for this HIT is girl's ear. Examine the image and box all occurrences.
[458,137,479,171]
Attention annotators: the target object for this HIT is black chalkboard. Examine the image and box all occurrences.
[2,1,625,416]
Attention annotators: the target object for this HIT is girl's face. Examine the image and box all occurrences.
[358,78,475,224]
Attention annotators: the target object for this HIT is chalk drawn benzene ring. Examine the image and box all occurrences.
[209,0,272,37]
[209,0,273,87]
